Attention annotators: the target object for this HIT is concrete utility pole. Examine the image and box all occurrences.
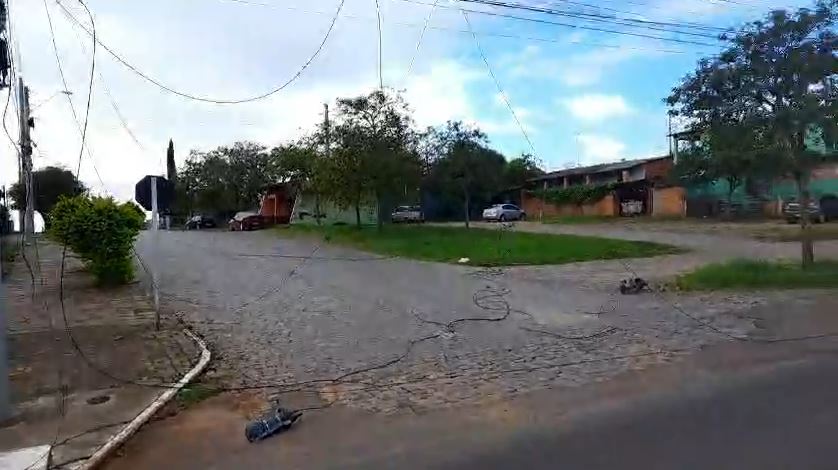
[149,176,160,327]
[18,77,33,240]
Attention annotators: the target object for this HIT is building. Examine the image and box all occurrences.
[522,156,685,219]
[670,128,838,217]
[259,183,295,224]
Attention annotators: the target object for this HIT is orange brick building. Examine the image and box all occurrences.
[523,156,685,219]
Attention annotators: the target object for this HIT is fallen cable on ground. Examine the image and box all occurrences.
[245,406,303,443]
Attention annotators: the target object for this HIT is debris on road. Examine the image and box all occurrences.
[458,257,471,264]
[619,277,649,295]
[245,406,303,443]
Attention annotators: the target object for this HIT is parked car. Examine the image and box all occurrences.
[391,205,424,223]
[783,199,833,224]
[229,212,265,231]
[184,215,217,230]
[482,204,525,222]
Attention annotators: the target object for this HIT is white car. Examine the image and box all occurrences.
[482,204,525,222]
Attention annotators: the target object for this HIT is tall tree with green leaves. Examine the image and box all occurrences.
[179,142,280,216]
[9,166,86,228]
[424,121,506,228]
[166,139,177,183]
[328,89,421,228]
[667,1,837,266]
[505,153,544,188]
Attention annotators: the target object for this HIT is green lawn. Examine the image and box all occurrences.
[278,224,680,266]
[676,259,838,290]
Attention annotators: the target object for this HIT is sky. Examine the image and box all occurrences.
[1,0,817,207]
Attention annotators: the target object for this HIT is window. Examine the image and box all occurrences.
[502,204,518,210]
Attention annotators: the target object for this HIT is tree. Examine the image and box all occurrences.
[673,123,771,218]
[272,140,329,224]
[9,166,86,227]
[667,2,837,266]
[424,121,505,228]
[166,139,177,183]
[179,142,281,216]
[327,89,421,228]
[505,153,544,188]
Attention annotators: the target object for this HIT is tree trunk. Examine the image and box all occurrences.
[725,188,734,220]
[314,193,321,226]
[376,192,383,232]
[354,200,361,228]
[796,174,815,268]
[463,187,470,229]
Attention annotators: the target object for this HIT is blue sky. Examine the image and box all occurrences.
[1,0,817,203]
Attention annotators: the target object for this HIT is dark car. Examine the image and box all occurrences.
[229,211,265,231]
[185,215,217,230]
[784,195,838,224]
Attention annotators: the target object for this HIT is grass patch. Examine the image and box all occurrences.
[749,224,838,242]
[279,224,680,266]
[175,383,219,407]
[676,259,838,291]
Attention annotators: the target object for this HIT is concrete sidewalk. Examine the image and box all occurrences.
[0,238,198,469]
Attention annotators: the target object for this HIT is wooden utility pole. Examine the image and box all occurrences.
[18,77,33,240]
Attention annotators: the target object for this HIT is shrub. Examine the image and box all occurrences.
[49,195,146,286]
[532,183,616,206]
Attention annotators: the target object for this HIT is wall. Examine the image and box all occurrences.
[652,187,686,217]
[259,190,293,224]
[686,162,838,204]
[291,191,378,225]
[642,158,673,182]
[521,191,617,218]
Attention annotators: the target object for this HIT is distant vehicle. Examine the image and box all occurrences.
[185,215,217,230]
[783,198,837,224]
[482,204,525,222]
[391,205,424,223]
[229,211,264,231]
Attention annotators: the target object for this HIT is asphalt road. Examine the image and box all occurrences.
[108,342,838,470]
[435,354,838,470]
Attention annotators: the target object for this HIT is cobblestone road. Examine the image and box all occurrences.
[135,229,822,413]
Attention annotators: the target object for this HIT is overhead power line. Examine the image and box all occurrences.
[460,10,540,165]
[397,0,724,48]
[43,0,105,184]
[400,0,438,85]
[220,0,704,55]
[56,0,346,104]
[542,0,735,32]
[460,0,728,37]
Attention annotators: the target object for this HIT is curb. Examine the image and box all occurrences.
[79,328,212,470]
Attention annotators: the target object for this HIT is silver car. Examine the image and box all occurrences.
[482,204,525,222]
[391,205,424,223]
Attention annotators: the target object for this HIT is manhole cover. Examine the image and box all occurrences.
[87,395,111,405]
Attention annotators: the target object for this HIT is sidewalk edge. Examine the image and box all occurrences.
[79,328,211,470]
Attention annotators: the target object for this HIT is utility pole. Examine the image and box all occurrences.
[316,103,330,225]
[149,176,160,328]
[17,77,33,240]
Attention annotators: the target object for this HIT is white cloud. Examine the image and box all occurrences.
[563,94,633,122]
[576,134,626,165]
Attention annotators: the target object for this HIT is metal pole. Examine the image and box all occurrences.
[150,177,160,329]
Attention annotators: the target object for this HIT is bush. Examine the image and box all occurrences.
[49,195,146,286]
[532,183,616,206]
